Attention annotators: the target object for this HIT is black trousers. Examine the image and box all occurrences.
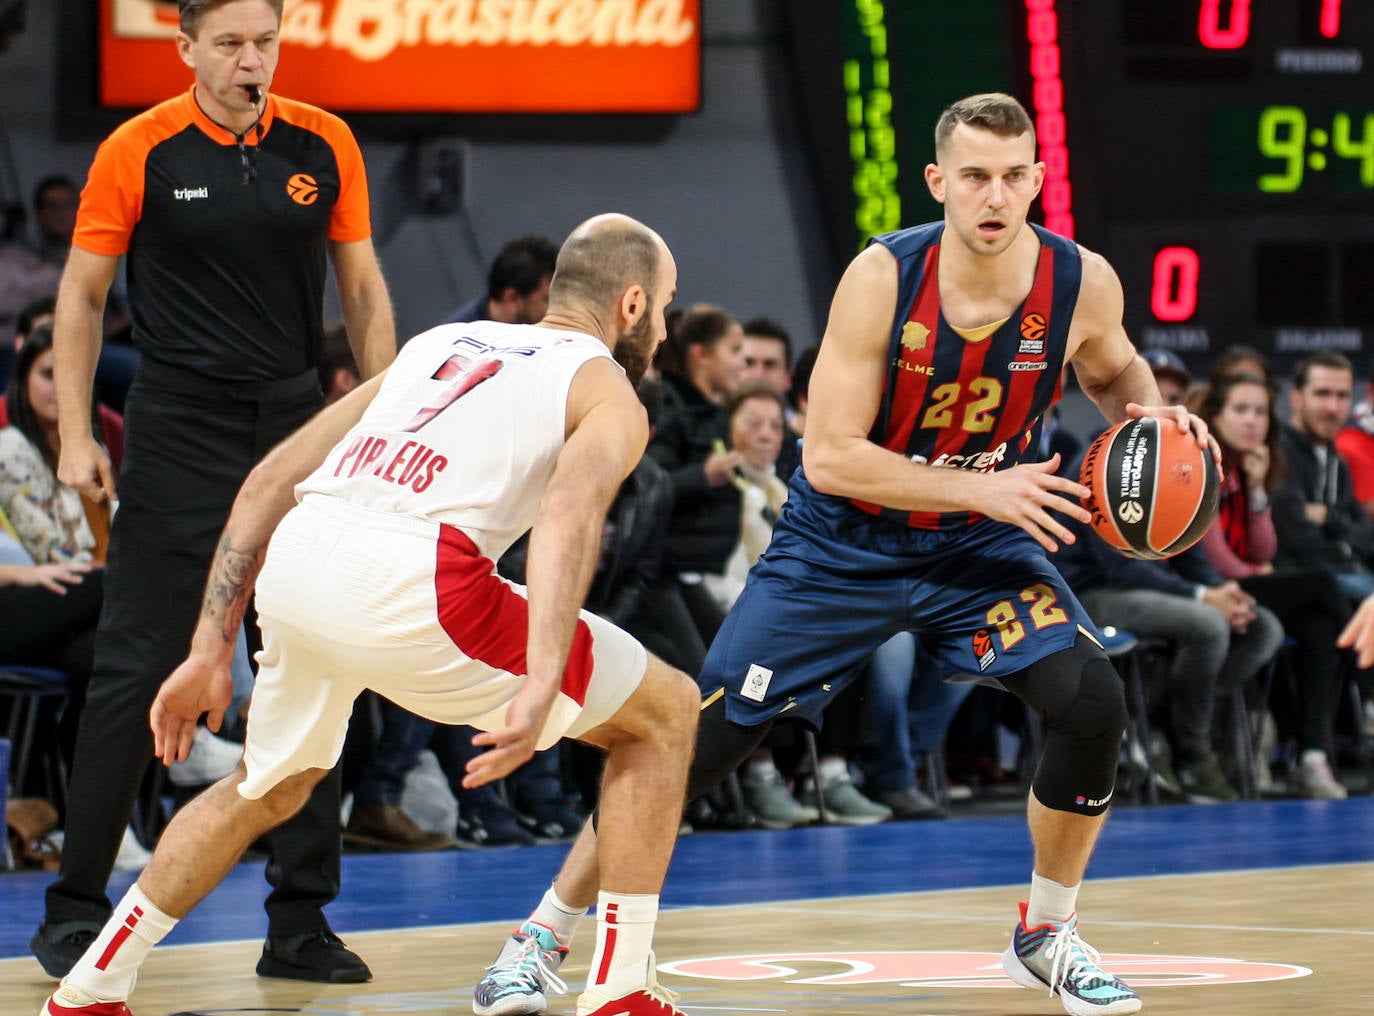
[0,570,104,803]
[1240,567,1350,754]
[45,371,336,935]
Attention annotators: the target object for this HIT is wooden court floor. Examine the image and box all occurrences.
[4,799,1373,1015]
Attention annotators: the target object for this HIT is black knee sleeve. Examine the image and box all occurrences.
[687,695,775,800]
[1004,634,1127,815]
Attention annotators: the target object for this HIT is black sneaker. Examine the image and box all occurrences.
[523,799,589,840]
[876,785,943,820]
[466,802,538,847]
[1177,754,1239,804]
[256,929,372,983]
[30,919,104,979]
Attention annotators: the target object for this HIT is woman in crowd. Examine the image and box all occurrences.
[0,324,106,800]
[1197,370,1350,798]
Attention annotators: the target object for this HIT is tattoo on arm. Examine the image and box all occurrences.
[202,533,264,644]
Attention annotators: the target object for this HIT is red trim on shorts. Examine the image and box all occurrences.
[594,901,620,985]
[94,906,144,971]
[434,525,594,706]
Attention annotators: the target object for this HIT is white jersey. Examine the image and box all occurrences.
[298,320,615,561]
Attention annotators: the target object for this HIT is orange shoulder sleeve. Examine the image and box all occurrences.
[72,129,146,257]
[317,110,372,243]
[328,121,372,243]
[73,103,187,258]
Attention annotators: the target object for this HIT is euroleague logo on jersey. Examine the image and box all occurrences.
[659,950,1312,989]
[1013,312,1047,367]
[1020,312,1047,342]
[286,173,320,205]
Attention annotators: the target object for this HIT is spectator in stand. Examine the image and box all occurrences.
[440,234,559,330]
[1335,355,1374,525]
[0,326,110,789]
[29,176,82,269]
[639,303,745,674]
[1197,371,1350,798]
[1,310,125,475]
[704,381,789,612]
[1191,344,1280,417]
[739,316,800,479]
[0,325,110,566]
[1140,349,1190,406]
[2,294,56,397]
[1273,351,1374,604]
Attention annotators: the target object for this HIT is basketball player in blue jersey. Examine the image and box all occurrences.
[477,93,1216,1016]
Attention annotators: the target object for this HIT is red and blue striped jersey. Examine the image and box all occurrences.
[851,222,1082,530]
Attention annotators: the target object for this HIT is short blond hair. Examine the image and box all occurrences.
[934,93,1035,156]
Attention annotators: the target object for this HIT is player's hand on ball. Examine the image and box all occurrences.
[977,454,1092,554]
[151,655,233,764]
[1126,402,1222,474]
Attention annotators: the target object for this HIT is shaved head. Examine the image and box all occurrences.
[548,213,666,314]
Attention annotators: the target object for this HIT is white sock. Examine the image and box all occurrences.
[1025,872,1080,927]
[61,883,177,1002]
[586,891,658,994]
[528,884,587,945]
[1301,748,1327,766]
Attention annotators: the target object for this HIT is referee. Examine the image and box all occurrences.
[31,0,395,984]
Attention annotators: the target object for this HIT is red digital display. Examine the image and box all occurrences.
[1024,0,1075,238]
[1198,0,1343,49]
[1150,247,1201,322]
[1198,0,1251,49]
[1322,0,1344,38]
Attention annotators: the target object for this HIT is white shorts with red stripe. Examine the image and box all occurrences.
[238,495,646,800]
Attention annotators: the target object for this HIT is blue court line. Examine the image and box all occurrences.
[2,796,1371,957]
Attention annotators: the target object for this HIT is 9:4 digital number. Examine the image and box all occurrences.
[1258,105,1374,192]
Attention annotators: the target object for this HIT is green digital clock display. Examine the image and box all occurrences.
[1209,106,1374,195]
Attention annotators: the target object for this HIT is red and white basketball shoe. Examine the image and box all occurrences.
[42,985,132,1015]
[575,954,684,1015]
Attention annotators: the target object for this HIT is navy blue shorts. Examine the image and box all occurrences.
[699,474,1098,727]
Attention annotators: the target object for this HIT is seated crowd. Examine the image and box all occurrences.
[3,228,1373,872]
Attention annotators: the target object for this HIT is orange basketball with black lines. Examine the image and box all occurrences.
[286,173,319,205]
[1078,417,1219,560]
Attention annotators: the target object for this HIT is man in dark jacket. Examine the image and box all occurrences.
[1273,350,1374,604]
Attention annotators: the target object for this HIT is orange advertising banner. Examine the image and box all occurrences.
[100,0,701,113]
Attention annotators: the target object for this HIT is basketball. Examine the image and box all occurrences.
[1078,416,1219,560]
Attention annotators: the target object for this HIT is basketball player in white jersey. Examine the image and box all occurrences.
[42,214,699,1016]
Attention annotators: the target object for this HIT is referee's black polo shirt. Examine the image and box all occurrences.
[73,85,372,383]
